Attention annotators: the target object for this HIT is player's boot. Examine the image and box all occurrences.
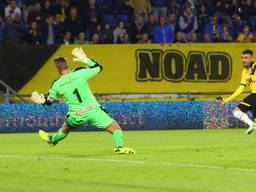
[114,147,136,154]
[245,123,256,135]
[38,130,54,146]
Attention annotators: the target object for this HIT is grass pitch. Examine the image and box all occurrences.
[0,129,256,192]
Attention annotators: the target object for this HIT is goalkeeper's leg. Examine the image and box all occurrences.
[39,122,70,146]
[51,122,70,145]
[105,121,135,154]
[91,107,135,154]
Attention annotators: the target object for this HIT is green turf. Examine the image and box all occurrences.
[0,129,256,192]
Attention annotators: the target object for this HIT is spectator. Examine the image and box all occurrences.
[54,0,69,23]
[166,0,180,15]
[27,2,43,25]
[166,13,176,37]
[4,0,21,19]
[145,13,156,39]
[22,2,33,24]
[25,20,41,45]
[240,0,256,32]
[13,13,26,44]
[91,33,100,44]
[111,0,134,21]
[83,0,102,28]
[229,0,244,38]
[118,32,130,44]
[128,15,147,43]
[212,0,233,28]
[97,0,112,14]
[61,31,72,45]
[64,6,82,38]
[137,32,151,43]
[204,16,223,42]
[222,24,233,42]
[190,32,198,42]
[203,32,211,42]
[53,13,64,43]
[41,15,59,45]
[153,16,174,43]
[197,3,210,40]
[237,25,253,42]
[128,0,151,20]
[176,30,185,43]
[3,16,23,45]
[73,31,90,44]
[113,21,126,43]
[227,0,240,18]
[151,0,167,21]
[41,0,55,19]
[85,15,99,40]
[177,6,197,42]
[101,23,113,43]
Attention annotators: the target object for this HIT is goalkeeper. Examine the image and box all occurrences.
[219,49,256,134]
[31,47,135,154]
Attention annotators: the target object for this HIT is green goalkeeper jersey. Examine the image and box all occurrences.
[48,59,102,114]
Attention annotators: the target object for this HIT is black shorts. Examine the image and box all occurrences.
[238,93,256,113]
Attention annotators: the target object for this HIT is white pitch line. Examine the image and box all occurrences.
[0,154,256,173]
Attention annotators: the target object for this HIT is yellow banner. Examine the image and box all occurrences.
[19,43,255,94]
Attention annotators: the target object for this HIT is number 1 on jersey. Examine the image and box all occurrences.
[73,88,82,103]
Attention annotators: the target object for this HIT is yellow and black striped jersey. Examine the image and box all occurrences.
[240,62,256,93]
[224,62,256,103]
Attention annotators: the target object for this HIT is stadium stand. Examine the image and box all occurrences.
[0,0,256,45]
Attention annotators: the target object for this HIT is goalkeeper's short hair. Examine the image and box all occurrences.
[54,57,68,70]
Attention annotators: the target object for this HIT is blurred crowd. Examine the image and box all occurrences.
[0,0,256,45]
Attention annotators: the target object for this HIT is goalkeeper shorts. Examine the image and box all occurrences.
[66,106,114,129]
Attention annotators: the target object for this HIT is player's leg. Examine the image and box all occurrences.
[39,114,78,145]
[105,121,124,148]
[90,106,135,154]
[105,121,136,154]
[233,107,254,126]
[50,122,71,145]
[233,94,256,134]
[39,122,72,146]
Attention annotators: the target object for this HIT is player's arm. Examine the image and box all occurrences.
[223,84,245,103]
[221,70,247,104]
[31,82,58,106]
[72,47,103,78]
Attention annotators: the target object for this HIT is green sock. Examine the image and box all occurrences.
[113,129,124,148]
[51,129,68,145]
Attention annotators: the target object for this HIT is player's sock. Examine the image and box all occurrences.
[113,129,124,148]
[233,110,254,126]
[51,129,68,145]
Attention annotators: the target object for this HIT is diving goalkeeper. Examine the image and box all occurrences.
[31,47,135,154]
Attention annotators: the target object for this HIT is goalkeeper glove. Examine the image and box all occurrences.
[31,91,46,104]
[71,47,90,64]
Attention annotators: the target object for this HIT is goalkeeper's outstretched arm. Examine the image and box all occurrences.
[72,47,103,79]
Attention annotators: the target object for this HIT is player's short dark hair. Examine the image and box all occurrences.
[54,57,68,70]
[242,49,253,55]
